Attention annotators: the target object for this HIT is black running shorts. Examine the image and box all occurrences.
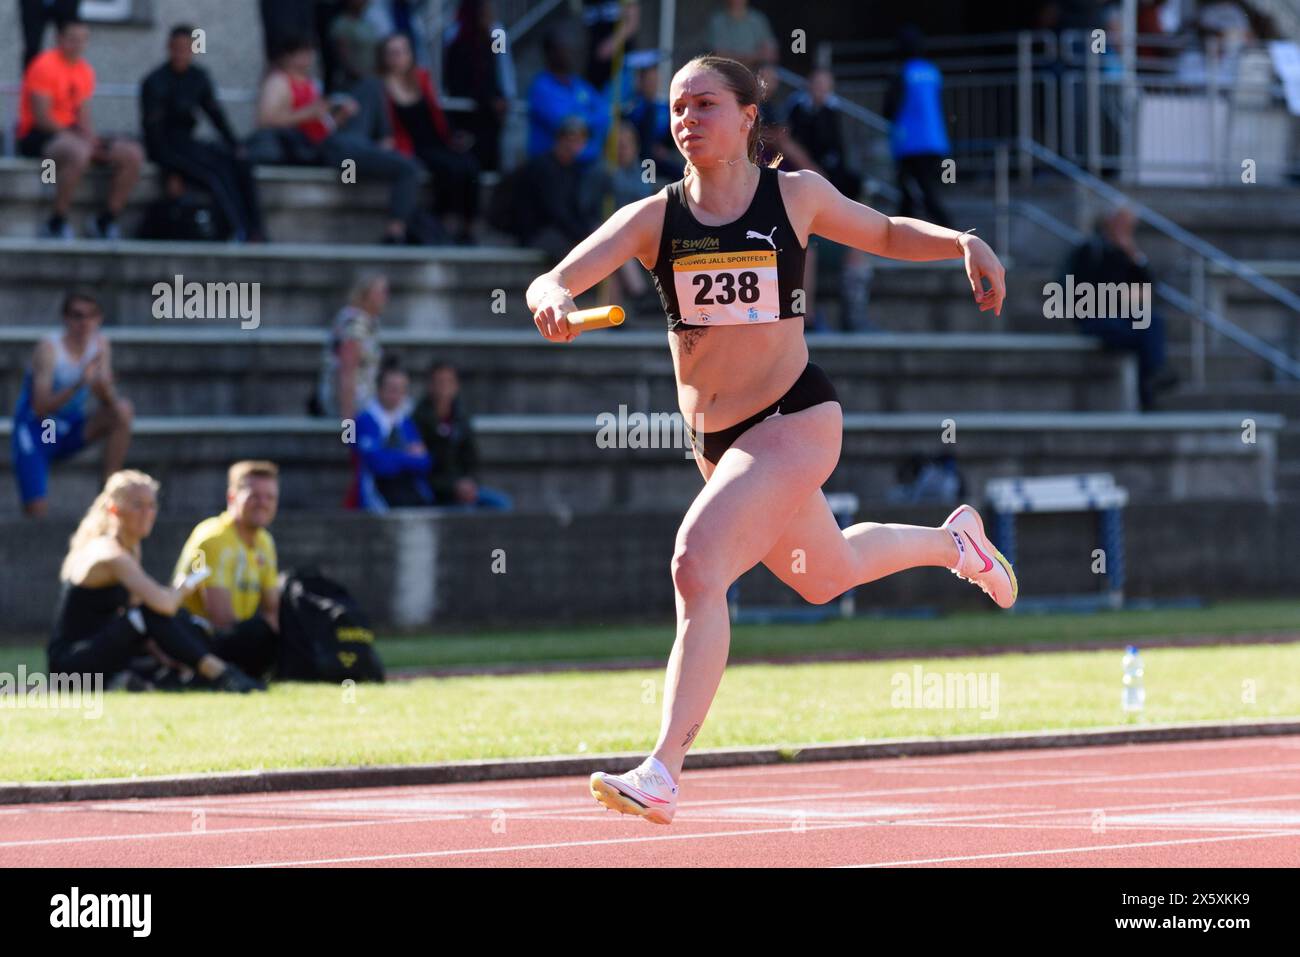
[685,361,840,466]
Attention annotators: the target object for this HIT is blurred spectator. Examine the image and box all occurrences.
[355,365,435,511]
[527,27,609,165]
[885,25,952,228]
[51,470,263,693]
[11,292,133,518]
[620,54,684,180]
[380,32,481,245]
[511,117,610,263]
[316,273,389,421]
[260,0,321,61]
[366,0,432,69]
[412,363,512,509]
[141,25,267,243]
[584,0,640,90]
[246,38,423,244]
[706,0,777,70]
[17,20,145,240]
[20,0,79,71]
[611,120,654,207]
[330,0,381,92]
[754,63,813,170]
[443,0,514,173]
[785,67,861,200]
[783,66,878,336]
[608,121,658,306]
[172,461,283,680]
[1061,206,1178,410]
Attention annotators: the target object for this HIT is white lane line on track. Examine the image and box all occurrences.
[11,734,1296,815]
[15,762,1300,848]
[509,813,1297,833]
[227,821,878,867]
[510,761,1300,817]
[0,814,471,849]
[1072,787,1230,795]
[842,828,1300,867]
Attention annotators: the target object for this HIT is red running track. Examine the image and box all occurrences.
[5,736,1300,867]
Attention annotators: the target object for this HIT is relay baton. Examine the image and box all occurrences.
[564,305,625,331]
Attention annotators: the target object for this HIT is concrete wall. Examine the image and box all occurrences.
[4,498,1299,643]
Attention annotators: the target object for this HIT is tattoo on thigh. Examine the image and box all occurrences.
[681,723,701,748]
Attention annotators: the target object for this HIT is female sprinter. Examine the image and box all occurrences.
[526,56,1016,825]
[52,469,264,692]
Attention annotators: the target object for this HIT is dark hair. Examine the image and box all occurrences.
[378,360,407,387]
[898,25,925,59]
[61,291,100,317]
[57,17,88,34]
[273,35,315,61]
[170,24,195,42]
[678,55,782,170]
[376,32,412,77]
[428,361,456,377]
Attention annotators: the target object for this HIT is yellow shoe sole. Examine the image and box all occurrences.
[590,773,674,825]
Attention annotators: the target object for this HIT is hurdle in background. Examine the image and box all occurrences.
[986,473,1128,612]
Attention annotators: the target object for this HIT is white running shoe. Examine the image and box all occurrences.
[943,503,1019,609]
[590,761,679,825]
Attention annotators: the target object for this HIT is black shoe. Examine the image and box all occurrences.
[213,664,267,693]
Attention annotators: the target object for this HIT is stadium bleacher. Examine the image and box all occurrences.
[1,3,1297,642]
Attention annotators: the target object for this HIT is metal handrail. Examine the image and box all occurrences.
[828,30,1060,78]
[772,65,900,205]
[761,72,1300,382]
[1020,137,1300,320]
[1011,198,1300,380]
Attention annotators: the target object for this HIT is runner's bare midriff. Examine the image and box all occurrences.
[668,316,809,432]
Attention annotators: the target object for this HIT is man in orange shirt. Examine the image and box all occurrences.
[17,19,144,240]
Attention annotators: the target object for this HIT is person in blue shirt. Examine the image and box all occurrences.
[527,27,609,165]
[884,25,952,228]
[353,364,434,512]
[12,292,134,518]
[618,53,684,180]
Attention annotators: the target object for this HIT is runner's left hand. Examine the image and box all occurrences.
[961,234,1006,316]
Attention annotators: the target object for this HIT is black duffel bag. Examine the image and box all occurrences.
[277,567,385,683]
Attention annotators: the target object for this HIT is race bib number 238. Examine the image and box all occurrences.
[672,250,780,326]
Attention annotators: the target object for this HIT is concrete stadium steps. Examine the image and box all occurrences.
[0,238,545,331]
[1004,183,1300,264]
[0,327,1137,417]
[4,495,1300,638]
[0,159,505,246]
[0,412,1280,521]
[1161,383,1300,496]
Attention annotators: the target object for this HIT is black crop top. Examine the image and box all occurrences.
[51,581,129,645]
[649,165,807,331]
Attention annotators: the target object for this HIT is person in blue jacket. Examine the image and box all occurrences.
[354,363,434,512]
[884,25,952,228]
[527,27,609,165]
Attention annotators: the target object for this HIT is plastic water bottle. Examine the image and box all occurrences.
[1122,646,1145,713]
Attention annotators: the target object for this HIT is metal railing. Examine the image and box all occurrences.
[764,63,1300,385]
[828,30,1061,80]
[1017,136,1300,382]
[825,30,1298,185]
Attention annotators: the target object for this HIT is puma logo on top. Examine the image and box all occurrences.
[746,226,778,250]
